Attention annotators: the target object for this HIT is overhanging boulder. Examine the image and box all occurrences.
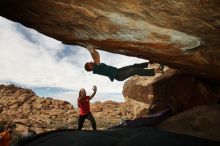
[0,0,219,81]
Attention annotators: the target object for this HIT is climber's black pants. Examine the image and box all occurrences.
[115,62,155,81]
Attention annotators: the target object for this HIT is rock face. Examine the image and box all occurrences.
[90,101,124,128]
[123,69,219,115]
[157,105,220,141]
[121,69,164,118]
[0,0,220,81]
[120,97,150,119]
[0,84,124,134]
[0,84,75,133]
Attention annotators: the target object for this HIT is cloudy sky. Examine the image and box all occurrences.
[0,16,146,106]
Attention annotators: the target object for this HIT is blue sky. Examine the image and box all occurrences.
[0,16,146,107]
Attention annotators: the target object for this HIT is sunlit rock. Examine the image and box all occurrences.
[0,0,219,80]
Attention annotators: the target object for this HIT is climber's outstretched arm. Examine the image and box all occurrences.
[86,45,100,65]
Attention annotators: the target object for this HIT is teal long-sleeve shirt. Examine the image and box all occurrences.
[93,63,118,81]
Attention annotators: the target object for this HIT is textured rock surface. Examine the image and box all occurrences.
[0,0,220,81]
[90,101,124,129]
[123,69,219,114]
[121,68,165,118]
[157,105,220,141]
[0,84,76,133]
[120,97,149,119]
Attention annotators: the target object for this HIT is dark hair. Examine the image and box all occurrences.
[149,60,154,64]
[79,88,86,99]
[84,62,93,71]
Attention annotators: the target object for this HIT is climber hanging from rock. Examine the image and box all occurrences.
[84,45,163,82]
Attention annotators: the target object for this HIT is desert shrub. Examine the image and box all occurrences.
[11,131,23,146]
[0,122,5,132]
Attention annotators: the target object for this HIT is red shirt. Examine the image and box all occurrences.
[0,131,11,146]
[78,96,91,115]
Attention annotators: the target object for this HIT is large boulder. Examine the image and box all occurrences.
[157,105,220,141]
[0,0,220,81]
[123,69,219,115]
[120,97,150,119]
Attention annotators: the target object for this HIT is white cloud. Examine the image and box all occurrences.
[0,16,147,103]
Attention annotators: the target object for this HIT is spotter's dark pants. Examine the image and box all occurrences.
[77,112,96,130]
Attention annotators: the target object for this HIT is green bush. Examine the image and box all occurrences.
[0,122,5,132]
